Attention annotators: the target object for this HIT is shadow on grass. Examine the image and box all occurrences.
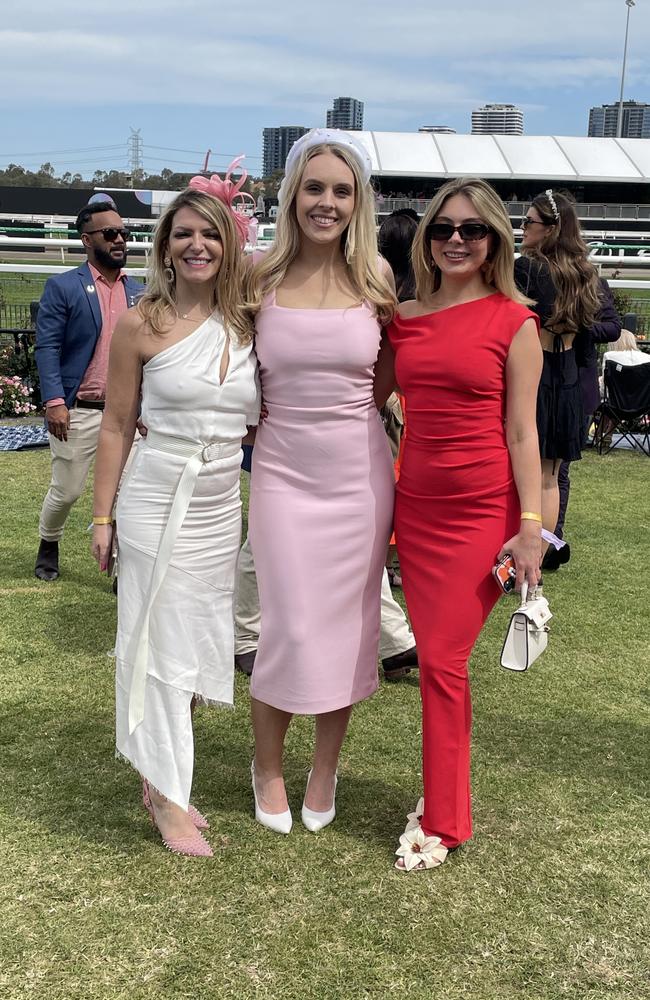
[2,688,646,866]
[0,699,410,853]
[0,551,106,592]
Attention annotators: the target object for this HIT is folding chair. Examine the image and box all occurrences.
[593,359,650,456]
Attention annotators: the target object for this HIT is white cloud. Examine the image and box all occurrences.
[0,0,648,172]
[0,0,648,112]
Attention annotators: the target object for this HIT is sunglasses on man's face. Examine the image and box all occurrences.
[85,227,130,242]
[426,222,491,242]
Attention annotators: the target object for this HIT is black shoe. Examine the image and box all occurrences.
[541,542,570,572]
[35,539,59,581]
[382,645,418,681]
[234,650,256,677]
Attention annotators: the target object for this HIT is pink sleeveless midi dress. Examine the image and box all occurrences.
[248,292,394,714]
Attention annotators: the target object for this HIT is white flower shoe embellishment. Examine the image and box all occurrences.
[404,796,425,833]
[394,797,449,873]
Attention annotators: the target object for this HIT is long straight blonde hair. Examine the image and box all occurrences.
[138,189,252,344]
[412,177,533,306]
[246,143,396,325]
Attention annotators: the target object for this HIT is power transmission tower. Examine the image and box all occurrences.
[127,128,144,186]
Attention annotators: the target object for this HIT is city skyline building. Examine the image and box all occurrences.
[326,97,364,131]
[262,125,309,177]
[471,103,524,135]
[418,125,457,134]
[588,100,650,138]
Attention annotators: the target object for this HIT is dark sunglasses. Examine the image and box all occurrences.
[85,227,131,242]
[427,222,491,242]
[521,217,549,230]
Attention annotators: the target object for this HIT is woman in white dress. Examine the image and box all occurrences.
[92,171,259,857]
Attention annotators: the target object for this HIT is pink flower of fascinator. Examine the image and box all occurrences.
[189,156,256,249]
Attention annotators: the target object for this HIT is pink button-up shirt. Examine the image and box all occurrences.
[75,265,129,402]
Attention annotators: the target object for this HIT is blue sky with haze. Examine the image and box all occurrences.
[1,0,648,178]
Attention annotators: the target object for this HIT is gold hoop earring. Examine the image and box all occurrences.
[163,257,175,283]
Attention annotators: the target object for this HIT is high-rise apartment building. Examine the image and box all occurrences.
[326,97,364,131]
[262,126,309,177]
[588,100,650,138]
[418,126,457,134]
[471,103,524,135]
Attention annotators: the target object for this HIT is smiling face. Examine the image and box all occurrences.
[294,151,356,248]
[521,205,554,249]
[166,206,224,286]
[428,193,492,280]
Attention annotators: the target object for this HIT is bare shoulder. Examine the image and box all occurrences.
[378,254,392,278]
[378,255,396,294]
[507,317,543,369]
[112,304,151,351]
[513,316,541,340]
[396,298,421,319]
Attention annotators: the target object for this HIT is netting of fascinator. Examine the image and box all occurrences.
[189,156,256,248]
[277,128,373,206]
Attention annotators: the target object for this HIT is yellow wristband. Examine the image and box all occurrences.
[520,511,542,523]
[93,516,113,525]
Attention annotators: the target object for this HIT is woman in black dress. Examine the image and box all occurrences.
[514,190,602,560]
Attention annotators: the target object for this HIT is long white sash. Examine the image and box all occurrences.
[126,431,242,734]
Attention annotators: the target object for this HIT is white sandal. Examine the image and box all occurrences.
[394,798,448,872]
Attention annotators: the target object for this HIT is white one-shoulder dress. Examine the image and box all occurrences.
[114,314,259,809]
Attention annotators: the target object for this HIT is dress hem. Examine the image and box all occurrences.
[249,680,379,715]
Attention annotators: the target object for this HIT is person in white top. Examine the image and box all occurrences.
[601,329,650,380]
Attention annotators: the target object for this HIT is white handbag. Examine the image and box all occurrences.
[500,582,552,672]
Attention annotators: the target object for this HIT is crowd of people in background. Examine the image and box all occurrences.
[31,127,633,870]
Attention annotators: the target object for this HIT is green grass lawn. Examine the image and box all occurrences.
[1,448,648,999]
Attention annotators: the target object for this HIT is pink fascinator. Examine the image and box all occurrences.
[189,156,256,249]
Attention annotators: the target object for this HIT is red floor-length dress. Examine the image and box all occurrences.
[388,293,538,848]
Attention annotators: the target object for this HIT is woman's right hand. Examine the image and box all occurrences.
[91,523,114,571]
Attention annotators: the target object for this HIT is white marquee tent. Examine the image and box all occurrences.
[353,133,650,183]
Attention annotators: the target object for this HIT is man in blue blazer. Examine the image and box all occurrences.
[34,200,142,580]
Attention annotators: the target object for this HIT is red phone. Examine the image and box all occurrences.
[493,553,516,594]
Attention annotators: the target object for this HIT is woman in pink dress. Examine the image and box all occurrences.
[245,129,396,834]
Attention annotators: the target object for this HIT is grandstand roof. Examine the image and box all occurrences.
[356,132,650,183]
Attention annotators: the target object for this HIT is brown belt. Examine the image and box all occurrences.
[75,399,105,410]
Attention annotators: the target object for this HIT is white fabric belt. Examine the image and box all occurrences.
[145,429,242,463]
[127,430,242,734]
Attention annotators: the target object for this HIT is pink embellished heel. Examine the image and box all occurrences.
[187,804,209,830]
[142,780,213,857]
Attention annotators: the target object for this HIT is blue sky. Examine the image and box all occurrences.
[1,0,648,179]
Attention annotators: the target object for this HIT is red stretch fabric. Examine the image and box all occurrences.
[387,294,538,848]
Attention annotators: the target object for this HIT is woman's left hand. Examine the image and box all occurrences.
[498,527,542,592]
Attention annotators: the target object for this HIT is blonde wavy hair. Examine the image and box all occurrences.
[246,143,396,325]
[412,177,532,306]
[138,188,252,344]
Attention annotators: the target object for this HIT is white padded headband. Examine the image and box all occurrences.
[278,128,372,205]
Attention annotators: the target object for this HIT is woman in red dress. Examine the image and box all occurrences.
[376,178,543,872]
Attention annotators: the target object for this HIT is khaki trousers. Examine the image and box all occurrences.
[39,407,103,542]
[234,536,415,660]
[38,406,138,542]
